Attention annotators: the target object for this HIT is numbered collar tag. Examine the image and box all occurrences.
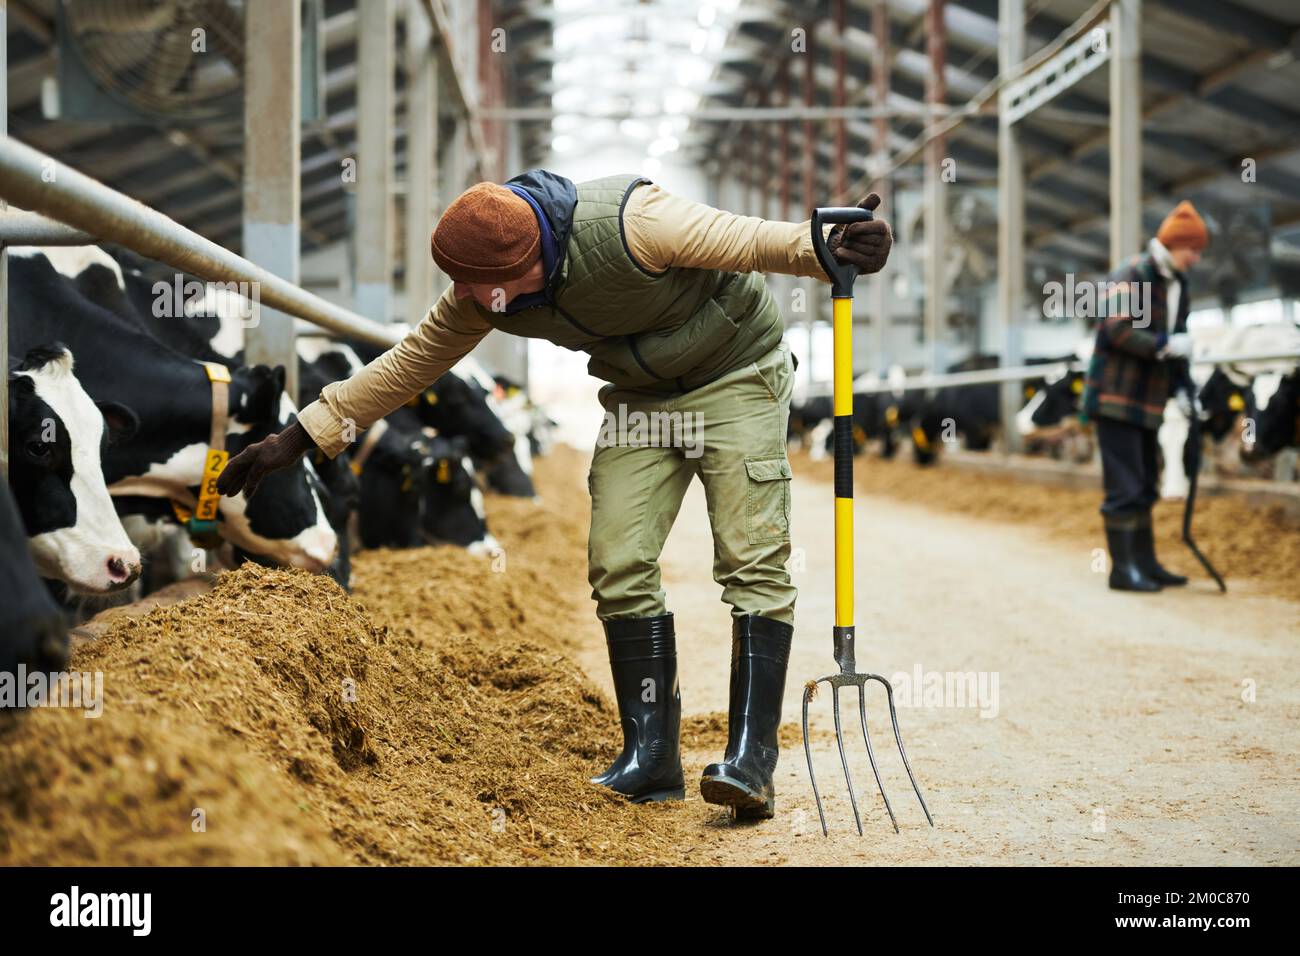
[194,448,230,522]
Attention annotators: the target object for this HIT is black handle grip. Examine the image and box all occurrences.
[811,206,874,298]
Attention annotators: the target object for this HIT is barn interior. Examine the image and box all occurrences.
[1,0,1297,871]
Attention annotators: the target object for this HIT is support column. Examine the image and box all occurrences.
[1110,0,1142,262]
[997,0,1026,453]
[243,0,301,399]
[355,0,395,323]
[870,0,891,374]
[405,3,438,325]
[923,0,947,375]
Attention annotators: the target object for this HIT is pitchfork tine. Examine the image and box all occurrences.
[831,685,864,836]
[802,683,829,837]
[857,684,899,833]
[877,675,935,827]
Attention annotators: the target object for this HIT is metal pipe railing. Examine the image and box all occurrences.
[841,348,1300,395]
[0,136,402,350]
[0,210,94,246]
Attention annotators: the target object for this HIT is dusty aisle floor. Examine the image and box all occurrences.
[573,454,1300,865]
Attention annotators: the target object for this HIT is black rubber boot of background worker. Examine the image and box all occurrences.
[1105,521,1162,592]
[591,613,685,803]
[700,615,793,820]
[1133,511,1188,587]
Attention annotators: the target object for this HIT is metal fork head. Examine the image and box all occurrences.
[801,669,934,836]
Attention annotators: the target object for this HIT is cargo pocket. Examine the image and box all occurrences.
[745,455,792,543]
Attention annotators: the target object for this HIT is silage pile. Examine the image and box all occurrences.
[0,448,697,866]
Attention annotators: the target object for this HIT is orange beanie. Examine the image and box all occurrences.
[430,182,541,284]
[1156,200,1209,251]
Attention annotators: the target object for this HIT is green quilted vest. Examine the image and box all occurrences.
[478,174,784,393]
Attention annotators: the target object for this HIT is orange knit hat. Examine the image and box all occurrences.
[430,182,541,284]
[1156,200,1209,251]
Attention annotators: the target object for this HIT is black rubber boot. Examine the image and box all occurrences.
[1106,519,1162,592]
[700,614,793,820]
[590,613,685,803]
[1134,513,1188,586]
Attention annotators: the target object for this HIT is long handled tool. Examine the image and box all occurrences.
[800,206,934,836]
[1176,362,1227,592]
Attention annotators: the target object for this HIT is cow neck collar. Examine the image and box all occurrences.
[200,361,231,453]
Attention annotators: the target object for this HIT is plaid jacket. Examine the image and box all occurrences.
[1081,249,1189,431]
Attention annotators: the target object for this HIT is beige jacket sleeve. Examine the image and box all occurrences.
[297,285,491,457]
[622,182,832,281]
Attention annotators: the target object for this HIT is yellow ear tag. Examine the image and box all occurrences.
[1228,393,1245,412]
[436,459,451,484]
[424,390,438,405]
[1024,386,1036,399]
[912,426,930,450]
[1072,378,1084,395]
[885,406,898,426]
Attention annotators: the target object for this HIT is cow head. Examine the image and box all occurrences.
[422,435,498,554]
[1241,370,1300,462]
[231,363,286,426]
[411,373,514,463]
[357,425,435,549]
[1198,369,1249,444]
[7,346,142,594]
[216,393,339,572]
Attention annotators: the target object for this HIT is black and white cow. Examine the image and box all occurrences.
[909,355,1006,465]
[298,342,496,554]
[8,345,143,593]
[420,432,498,554]
[0,479,69,692]
[1014,366,1093,461]
[8,249,337,572]
[454,357,537,498]
[1241,367,1300,462]
[910,355,1077,464]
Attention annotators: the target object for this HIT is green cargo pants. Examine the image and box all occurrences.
[588,343,796,626]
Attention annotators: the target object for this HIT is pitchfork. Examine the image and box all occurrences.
[801,205,934,836]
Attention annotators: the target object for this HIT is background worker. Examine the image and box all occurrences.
[1082,200,1209,592]
[216,170,892,820]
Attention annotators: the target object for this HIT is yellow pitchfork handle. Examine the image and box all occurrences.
[809,205,873,643]
[833,294,855,628]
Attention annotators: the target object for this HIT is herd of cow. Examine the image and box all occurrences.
[2,245,553,699]
[788,325,1300,497]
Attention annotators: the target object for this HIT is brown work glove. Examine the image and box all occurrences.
[216,420,319,499]
[827,193,893,275]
